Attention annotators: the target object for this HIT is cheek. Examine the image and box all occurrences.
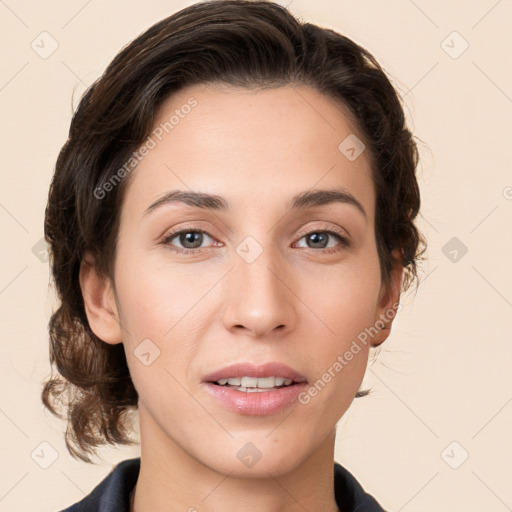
[114,249,215,336]
[296,255,381,384]
[113,261,206,403]
[113,253,222,388]
[299,253,381,336]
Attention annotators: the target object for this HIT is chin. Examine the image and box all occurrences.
[197,437,309,479]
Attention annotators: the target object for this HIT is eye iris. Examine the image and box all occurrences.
[181,232,203,248]
[308,232,328,248]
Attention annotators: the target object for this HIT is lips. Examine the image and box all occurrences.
[202,362,308,384]
[202,362,309,415]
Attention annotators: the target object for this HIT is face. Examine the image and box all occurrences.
[82,83,401,478]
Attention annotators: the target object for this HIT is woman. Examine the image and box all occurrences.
[42,1,425,511]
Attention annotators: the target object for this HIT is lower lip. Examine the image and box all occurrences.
[203,382,308,415]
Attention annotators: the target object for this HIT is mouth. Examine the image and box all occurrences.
[203,361,307,387]
[202,361,308,410]
[210,375,305,392]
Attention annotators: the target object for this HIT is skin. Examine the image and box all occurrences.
[80,83,402,512]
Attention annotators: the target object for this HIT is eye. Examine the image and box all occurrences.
[161,225,351,255]
[294,227,351,254]
[161,227,218,254]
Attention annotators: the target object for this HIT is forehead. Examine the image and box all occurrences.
[121,83,375,223]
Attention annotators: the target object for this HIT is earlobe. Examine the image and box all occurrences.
[371,250,403,347]
[79,253,123,345]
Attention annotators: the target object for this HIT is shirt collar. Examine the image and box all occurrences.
[60,457,387,512]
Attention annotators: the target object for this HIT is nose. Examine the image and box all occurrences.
[221,244,297,338]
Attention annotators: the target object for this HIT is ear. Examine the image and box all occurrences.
[371,249,403,348]
[79,252,123,345]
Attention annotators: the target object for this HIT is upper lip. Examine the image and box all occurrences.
[203,362,308,383]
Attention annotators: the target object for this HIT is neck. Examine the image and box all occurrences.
[130,406,340,512]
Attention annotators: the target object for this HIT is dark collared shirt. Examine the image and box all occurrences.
[57,457,388,511]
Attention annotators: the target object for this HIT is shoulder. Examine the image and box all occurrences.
[334,462,390,512]
[55,458,140,512]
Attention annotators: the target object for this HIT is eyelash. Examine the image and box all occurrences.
[160,224,351,255]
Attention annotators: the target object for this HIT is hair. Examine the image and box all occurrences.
[41,0,426,463]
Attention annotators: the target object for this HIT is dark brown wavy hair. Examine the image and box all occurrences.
[42,0,426,463]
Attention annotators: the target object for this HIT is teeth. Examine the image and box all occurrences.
[234,386,274,393]
[241,376,258,388]
[216,376,295,388]
[254,377,275,388]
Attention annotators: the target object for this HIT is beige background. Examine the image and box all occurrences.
[1,0,511,510]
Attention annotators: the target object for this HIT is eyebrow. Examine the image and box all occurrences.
[144,186,367,220]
